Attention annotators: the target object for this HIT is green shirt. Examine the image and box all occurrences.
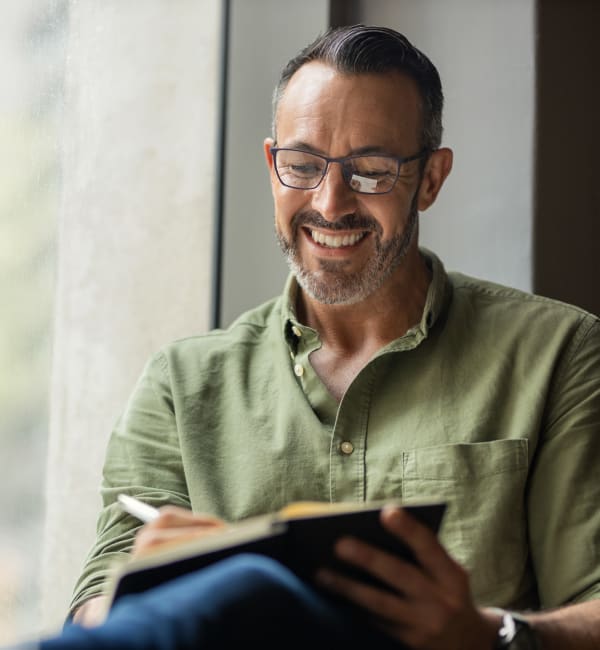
[71,250,600,614]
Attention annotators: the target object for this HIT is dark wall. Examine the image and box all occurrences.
[534,0,600,316]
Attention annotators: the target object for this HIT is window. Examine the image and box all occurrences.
[0,1,66,643]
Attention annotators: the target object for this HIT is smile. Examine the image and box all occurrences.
[309,229,367,248]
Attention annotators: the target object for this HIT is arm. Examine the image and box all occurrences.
[317,507,600,649]
[528,600,600,649]
[316,319,600,648]
[73,506,226,626]
[70,352,195,615]
[527,316,600,609]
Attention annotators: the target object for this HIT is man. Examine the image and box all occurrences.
[69,25,600,648]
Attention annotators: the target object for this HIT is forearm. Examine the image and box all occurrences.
[481,599,600,650]
[528,599,600,649]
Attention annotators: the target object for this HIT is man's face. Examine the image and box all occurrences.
[265,62,427,305]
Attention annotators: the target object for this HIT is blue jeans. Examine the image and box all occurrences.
[36,554,401,649]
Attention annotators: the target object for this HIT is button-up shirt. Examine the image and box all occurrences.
[71,250,600,615]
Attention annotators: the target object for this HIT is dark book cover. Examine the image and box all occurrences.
[108,501,446,606]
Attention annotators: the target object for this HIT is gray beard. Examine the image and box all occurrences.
[276,203,419,306]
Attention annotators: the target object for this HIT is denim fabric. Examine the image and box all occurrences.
[40,555,401,650]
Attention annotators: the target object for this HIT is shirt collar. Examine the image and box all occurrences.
[418,247,451,337]
[281,247,451,348]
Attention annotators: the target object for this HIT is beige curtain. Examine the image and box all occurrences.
[42,0,220,633]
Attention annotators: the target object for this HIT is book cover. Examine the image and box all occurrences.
[107,500,446,607]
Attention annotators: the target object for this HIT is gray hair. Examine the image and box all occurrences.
[272,24,444,152]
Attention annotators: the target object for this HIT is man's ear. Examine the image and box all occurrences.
[264,137,275,171]
[417,147,453,212]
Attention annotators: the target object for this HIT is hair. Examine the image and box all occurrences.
[272,24,444,152]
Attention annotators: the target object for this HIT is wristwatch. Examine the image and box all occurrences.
[493,609,539,649]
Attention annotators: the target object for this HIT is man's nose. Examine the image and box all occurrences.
[310,162,358,223]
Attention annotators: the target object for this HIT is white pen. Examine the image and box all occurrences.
[117,493,161,523]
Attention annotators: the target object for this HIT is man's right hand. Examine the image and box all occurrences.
[73,506,226,627]
[131,505,227,558]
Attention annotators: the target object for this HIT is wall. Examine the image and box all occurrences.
[339,0,536,291]
[219,0,330,326]
[42,0,220,631]
[534,0,600,316]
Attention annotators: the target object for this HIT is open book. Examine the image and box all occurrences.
[107,500,446,608]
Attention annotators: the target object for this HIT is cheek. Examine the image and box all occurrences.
[368,204,410,240]
[384,191,416,222]
[273,187,307,227]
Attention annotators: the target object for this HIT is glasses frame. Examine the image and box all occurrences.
[270,147,428,195]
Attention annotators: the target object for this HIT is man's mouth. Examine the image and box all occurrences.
[308,228,368,249]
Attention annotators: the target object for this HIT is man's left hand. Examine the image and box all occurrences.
[315,506,500,650]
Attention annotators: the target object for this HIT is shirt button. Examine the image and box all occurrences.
[289,350,295,360]
[340,441,354,455]
[294,364,304,377]
[292,325,302,338]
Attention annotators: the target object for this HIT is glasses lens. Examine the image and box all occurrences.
[274,150,326,189]
[344,156,400,194]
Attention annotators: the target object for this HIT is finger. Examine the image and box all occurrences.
[133,525,224,558]
[315,567,413,626]
[380,506,466,590]
[333,535,432,598]
[316,567,475,650]
[151,506,226,530]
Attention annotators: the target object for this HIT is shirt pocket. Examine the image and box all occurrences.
[401,439,531,606]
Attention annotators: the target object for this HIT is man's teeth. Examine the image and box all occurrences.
[310,230,365,248]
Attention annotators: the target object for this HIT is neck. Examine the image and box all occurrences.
[296,246,431,355]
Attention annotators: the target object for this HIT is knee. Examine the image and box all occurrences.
[211,553,298,592]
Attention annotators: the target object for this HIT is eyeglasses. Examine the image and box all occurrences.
[270,147,427,195]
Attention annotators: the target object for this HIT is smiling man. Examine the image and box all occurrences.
[263,57,451,402]
[68,25,600,650]
[267,63,436,308]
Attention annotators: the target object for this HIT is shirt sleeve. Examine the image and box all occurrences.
[527,315,600,607]
[69,351,191,614]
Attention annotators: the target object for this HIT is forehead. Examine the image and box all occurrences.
[275,61,422,153]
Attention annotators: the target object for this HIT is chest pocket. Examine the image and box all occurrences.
[402,439,533,607]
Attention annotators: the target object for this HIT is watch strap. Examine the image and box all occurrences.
[491,608,539,649]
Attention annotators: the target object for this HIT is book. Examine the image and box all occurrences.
[106,500,446,608]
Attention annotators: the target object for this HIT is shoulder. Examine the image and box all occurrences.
[145,296,284,377]
[444,271,600,366]
[448,271,598,328]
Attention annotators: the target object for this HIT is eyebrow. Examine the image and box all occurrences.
[278,141,397,157]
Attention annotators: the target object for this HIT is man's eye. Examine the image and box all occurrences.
[289,164,322,177]
[352,158,397,178]
[351,168,395,182]
[359,169,393,178]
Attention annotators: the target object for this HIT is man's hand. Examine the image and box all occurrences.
[73,506,226,627]
[315,506,500,650]
[72,595,110,628]
[132,505,227,558]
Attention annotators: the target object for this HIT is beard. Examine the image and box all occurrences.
[276,198,419,305]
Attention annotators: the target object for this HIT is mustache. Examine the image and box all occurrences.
[291,210,382,235]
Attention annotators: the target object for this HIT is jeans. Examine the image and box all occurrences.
[33,554,401,649]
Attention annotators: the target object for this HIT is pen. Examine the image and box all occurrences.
[117,493,161,523]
